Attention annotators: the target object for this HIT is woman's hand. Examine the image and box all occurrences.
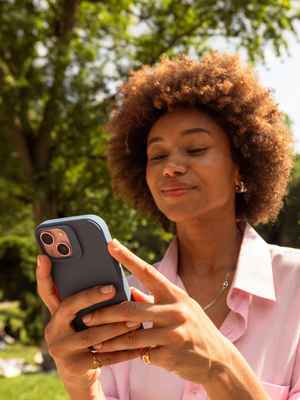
[84,239,230,385]
[36,254,152,388]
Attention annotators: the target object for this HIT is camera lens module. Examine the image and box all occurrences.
[41,232,54,245]
[57,243,70,256]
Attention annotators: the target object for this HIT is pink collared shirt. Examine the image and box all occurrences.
[98,222,300,399]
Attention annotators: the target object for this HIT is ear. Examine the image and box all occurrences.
[130,286,155,304]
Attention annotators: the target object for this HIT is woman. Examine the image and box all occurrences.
[36,51,300,399]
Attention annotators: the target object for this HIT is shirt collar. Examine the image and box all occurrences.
[155,221,276,304]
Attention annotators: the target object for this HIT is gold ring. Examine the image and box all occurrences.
[91,351,103,371]
[141,347,151,365]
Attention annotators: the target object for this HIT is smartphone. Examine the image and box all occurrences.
[35,214,132,332]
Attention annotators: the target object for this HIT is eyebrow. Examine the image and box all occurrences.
[147,128,211,147]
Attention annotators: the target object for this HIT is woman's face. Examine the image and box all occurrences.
[145,106,240,223]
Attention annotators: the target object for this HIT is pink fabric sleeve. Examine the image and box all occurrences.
[98,365,119,399]
[288,337,300,399]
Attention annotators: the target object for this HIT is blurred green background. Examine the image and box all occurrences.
[1,0,300,398]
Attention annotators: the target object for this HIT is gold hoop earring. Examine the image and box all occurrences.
[235,180,247,193]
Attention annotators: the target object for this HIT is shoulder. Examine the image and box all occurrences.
[267,244,300,295]
[268,243,300,271]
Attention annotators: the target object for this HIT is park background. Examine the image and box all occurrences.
[1,1,300,398]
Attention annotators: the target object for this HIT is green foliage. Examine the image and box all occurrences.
[0,235,43,344]
[127,0,300,64]
[256,154,300,247]
[0,373,67,400]
[0,0,300,346]
[0,342,39,365]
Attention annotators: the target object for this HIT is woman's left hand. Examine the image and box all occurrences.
[84,239,230,385]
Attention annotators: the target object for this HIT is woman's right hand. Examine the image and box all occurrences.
[36,254,143,388]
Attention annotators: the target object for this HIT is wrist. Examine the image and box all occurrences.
[65,382,100,400]
[205,335,234,384]
[59,368,100,395]
[63,373,101,400]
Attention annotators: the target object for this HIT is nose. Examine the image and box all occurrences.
[162,159,187,177]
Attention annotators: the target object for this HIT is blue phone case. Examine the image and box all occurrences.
[35,214,132,331]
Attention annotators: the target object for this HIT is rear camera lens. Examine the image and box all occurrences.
[57,243,70,256]
[41,232,54,245]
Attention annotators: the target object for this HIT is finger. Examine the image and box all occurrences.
[130,287,154,304]
[36,255,60,315]
[108,239,178,302]
[82,301,180,328]
[91,348,143,368]
[50,284,117,332]
[55,347,142,377]
[94,325,174,353]
[49,321,143,356]
[55,351,99,377]
[136,345,167,369]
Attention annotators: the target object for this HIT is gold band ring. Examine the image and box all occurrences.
[91,351,103,371]
[141,347,151,365]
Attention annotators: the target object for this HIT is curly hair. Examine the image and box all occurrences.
[105,50,295,232]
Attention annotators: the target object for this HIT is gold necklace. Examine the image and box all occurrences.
[203,270,231,311]
[203,224,242,311]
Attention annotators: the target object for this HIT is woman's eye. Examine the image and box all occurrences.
[149,154,167,161]
[187,148,208,154]
[148,148,208,161]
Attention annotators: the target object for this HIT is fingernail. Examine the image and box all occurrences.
[111,239,121,250]
[37,255,42,268]
[100,285,114,294]
[82,314,91,323]
[126,321,141,328]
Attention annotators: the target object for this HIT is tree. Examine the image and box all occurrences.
[1,0,299,369]
[256,154,300,248]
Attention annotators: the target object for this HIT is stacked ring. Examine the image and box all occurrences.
[91,351,103,371]
[141,347,151,365]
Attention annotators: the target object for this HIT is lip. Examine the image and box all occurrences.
[161,186,197,197]
[161,185,197,192]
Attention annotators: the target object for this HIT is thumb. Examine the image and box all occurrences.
[130,286,155,304]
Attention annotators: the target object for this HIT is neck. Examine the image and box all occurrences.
[176,217,244,281]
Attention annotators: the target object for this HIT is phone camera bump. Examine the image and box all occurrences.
[57,243,70,256]
[41,232,54,245]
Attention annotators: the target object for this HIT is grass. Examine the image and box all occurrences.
[0,373,68,400]
[0,342,39,364]
[0,342,68,399]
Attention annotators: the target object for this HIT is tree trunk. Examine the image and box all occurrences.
[33,194,58,371]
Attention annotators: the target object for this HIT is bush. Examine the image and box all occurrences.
[0,236,43,344]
